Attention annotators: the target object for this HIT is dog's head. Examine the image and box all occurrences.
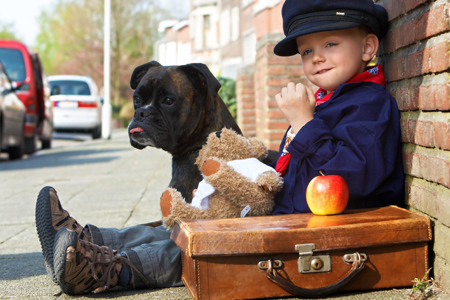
[128,61,232,156]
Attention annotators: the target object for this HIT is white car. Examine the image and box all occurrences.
[48,75,102,139]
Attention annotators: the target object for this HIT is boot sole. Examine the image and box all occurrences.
[35,186,58,283]
[53,228,77,295]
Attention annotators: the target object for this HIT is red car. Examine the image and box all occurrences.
[0,40,53,154]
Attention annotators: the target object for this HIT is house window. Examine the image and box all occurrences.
[203,14,211,49]
[220,9,230,46]
[231,6,239,42]
[242,0,253,8]
[243,30,256,65]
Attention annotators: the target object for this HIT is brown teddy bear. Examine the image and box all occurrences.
[160,128,283,229]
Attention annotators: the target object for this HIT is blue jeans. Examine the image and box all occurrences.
[87,224,183,288]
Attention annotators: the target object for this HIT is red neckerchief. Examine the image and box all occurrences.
[275,64,386,176]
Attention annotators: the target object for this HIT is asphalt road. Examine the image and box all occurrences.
[0,129,444,299]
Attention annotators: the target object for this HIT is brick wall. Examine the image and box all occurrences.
[236,0,450,291]
[237,65,256,137]
[377,0,450,292]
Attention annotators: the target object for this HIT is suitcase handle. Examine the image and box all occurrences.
[265,253,365,298]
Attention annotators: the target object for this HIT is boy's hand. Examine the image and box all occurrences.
[276,82,316,134]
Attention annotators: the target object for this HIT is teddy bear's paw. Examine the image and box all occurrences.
[257,171,284,194]
[160,188,184,218]
[162,215,176,230]
[160,189,173,218]
[202,159,221,176]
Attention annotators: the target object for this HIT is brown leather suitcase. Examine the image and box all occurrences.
[171,205,432,300]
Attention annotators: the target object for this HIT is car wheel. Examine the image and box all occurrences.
[8,123,25,160]
[24,134,38,154]
[41,138,52,149]
[0,114,3,151]
[92,124,102,139]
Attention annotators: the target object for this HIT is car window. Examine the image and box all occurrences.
[0,48,26,81]
[49,80,91,96]
[0,67,8,90]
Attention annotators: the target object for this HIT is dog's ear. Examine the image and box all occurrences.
[177,63,221,98]
[130,60,162,90]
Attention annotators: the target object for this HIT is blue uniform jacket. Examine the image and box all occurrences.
[271,81,405,214]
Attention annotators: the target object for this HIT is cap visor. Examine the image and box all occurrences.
[274,21,361,56]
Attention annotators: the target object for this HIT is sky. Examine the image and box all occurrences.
[0,0,58,46]
[0,0,190,47]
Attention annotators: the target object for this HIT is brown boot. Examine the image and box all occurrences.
[53,228,151,295]
[35,186,91,283]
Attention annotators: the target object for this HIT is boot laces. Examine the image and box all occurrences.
[79,239,152,293]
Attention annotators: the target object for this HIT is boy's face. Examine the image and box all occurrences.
[296,28,373,92]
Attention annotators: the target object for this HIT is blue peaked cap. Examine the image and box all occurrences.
[274,0,389,56]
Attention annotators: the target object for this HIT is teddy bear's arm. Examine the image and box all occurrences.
[161,188,218,229]
[202,158,279,216]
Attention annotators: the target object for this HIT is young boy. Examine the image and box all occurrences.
[35,0,404,295]
[271,0,404,214]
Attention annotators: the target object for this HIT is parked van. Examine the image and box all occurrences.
[0,40,53,154]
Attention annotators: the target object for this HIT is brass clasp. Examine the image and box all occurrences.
[296,243,331,273]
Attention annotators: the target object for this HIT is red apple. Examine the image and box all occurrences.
[306,173,349,215]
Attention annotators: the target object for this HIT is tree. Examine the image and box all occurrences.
[0,23,19,40]
[35,0,185,105]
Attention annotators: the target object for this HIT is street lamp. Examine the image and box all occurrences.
[102,0,112,139]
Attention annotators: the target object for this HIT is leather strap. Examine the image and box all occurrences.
[141,220,163,227]
[266,257,365,298]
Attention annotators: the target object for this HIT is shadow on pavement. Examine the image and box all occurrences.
[0,252,47,280]
[0,148,126,171]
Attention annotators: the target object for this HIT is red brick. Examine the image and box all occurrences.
[416,4,450,40]
[266,110,285,119]
[262,131,286,140]
[413,120,435,147]
[435,84,450,110]
[286,66,303,77]
[421,155,450,187]
[403,0,429,14]
[267,143,280,151]
[395,86,419,111]
[434,121,450,150]
[266,77,292,87]
[430,42,450,73]
[266,66,286,76]
[241,117,255,124]
[400,119,411,143]
[242,110,255,117]
[241,102,255,109]
[384,56,406,81]
[265,121,289,130]
[402,151,413,174]
[376,0,403,20]
[265,99,279,108]
[418,85,437,110]
[407,118,417,143]
[268,88,282,98]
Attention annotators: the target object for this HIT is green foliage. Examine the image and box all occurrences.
[412,268,432,293]
[218,77,237,120]
[0,24,18,40]
[34,0,182,106]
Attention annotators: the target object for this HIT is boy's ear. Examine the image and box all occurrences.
[362,33,379,62]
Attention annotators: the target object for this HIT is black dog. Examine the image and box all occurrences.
[128,61,242,203]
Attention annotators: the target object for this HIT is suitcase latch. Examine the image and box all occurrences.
[296,243,331,273]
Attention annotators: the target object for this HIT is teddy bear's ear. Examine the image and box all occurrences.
[248,137,268,161]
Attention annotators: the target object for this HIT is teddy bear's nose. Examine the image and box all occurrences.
[215,131,222,138]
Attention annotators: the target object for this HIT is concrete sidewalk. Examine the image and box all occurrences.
[0,129,446,299]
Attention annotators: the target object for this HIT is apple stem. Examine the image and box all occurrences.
[319,171,325,176]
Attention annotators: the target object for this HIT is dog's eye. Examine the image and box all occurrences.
[134,96,141,104]
[163,97,174,106]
